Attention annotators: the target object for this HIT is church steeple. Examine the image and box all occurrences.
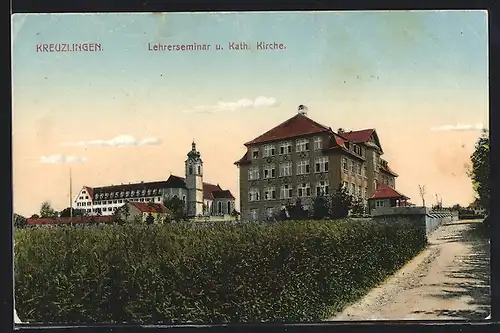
[185,141,203,217]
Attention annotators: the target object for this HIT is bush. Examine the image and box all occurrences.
[14,219,427,324]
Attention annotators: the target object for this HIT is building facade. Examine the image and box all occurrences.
[72,142,236,218]
[234,106,399,221]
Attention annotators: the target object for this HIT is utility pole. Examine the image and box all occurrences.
[70,167,73,220]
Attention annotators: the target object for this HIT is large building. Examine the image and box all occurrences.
[234,106,399,221]
[72,141,236,218]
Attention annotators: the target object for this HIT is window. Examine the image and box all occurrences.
[218,202,222,214]
[297,183,311,197]
[198,166,201,174]
[188,166,193,175]
[250,208,259,221]
[266,207,275,218]
[316,180,329,196]
[350,183,356,195]
[279,142,292,155]
[182,195,186,202]
[296,138,310,152]
[264,187,277,200]
[248,167,260,180]
[362,165,367,178]
[113,200,117,204]
[279,162,292,177]
[119,200,123,203]
[357,185,362,198]
[315,156,329,173]
[373,153,377,167]
[342,157,348,172]
[263,164,276,179]
[252,148,259,159]
[356,163,361,176]
[297,160,310,175]
[354,145,362,156]
[249,188,260,202]
[281,184,293,199]
[313,137,322,150]
[374,179,378,190]
[376,200,385,207]
[342,181,348,189]
[85,195,89,199]
[227,202,231,214]
[263,144,276,157]
[140,198,144,202]
[350,160,355,173]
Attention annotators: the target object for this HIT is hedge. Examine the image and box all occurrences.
[14,219,427,324]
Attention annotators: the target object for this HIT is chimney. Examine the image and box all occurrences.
[338,128,344,134]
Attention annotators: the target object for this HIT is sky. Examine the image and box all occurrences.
[11,11,489,216]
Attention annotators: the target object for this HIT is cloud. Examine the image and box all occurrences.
[431,123,486,132]
[40,155,87,164]
[61,135,163,147]
[184,96,280,113]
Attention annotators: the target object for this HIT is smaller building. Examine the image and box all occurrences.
[368,186,409,214]
[115,201,171,223]
[468,200,486,216]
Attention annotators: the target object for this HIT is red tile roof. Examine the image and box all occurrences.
[341,129,375,143]
[27,216,115,225]
[369,186,409,200]
[212,190,235,199]
[234,152,250,166]
[84,186,94,200]
[128,202,169,213]
[244,113,331,146]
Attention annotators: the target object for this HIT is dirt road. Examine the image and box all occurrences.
[329,220,490,321]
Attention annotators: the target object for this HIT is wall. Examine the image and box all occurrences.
[371,207,459,238]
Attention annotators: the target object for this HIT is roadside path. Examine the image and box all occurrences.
[329,219,490,321]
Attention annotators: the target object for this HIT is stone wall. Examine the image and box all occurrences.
[371,207,458,238]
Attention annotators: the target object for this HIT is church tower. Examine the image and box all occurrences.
[185,141,204,217]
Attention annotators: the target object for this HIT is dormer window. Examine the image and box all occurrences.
[125,191,130,197]
[131,190,135,196]
[252,148,259,159]
[120,192,125,197]
[105,193,109,198]
[142,190,146,196]
[147,189,151,196]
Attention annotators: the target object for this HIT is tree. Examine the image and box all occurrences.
[230,209,240,221]
[30,214,40,219]
[40,201,57,218]
[286,197,308,220]
[59,207,85,218]
[312,195,330,220]
[350,198,365,216]
[418,185,426,207]
[451,204,462,211]
[330,184,353,219]
[468,131,490,214]
[14,214,27,228]
[145,212,155,225]
[163,196,186,221]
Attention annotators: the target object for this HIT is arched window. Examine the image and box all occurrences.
[188,166,193,175]
[227,201,231,214]
[218,201,222,214]
[197,166,201,174]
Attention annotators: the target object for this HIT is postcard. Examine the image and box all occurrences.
[11,11,490,325]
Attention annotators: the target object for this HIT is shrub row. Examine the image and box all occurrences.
[14,219,427,324]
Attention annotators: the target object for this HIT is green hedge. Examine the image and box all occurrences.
[14,220,427,324]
